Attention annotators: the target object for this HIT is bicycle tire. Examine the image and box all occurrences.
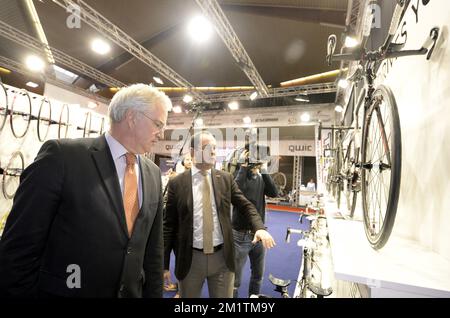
[37,97,52,142]
[0,82,8,131]
[2,151,24,200]
[58,103,70,139]
[10,90,32,139]
[361,84,401,249]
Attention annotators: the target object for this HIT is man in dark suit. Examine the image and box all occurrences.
[164,131,275,298]
[0,84,172,298]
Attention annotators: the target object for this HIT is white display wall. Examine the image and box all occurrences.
[0,83,107,233]
[379,1,450,260]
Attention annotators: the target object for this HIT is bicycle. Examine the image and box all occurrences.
[269,205,333,298]
[326,0,439,249]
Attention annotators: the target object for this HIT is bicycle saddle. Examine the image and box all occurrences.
[269,274,291,288]
[307,281,333,297]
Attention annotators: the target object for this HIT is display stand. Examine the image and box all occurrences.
[324,197,450,298]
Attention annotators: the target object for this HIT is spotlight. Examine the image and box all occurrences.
[91,38,110,55]
[228,101,239,110]
[25,55,45,72]
[153,76,163,85]
[300,113,310,122]
[335,105,344,113]
[183,94,193,103]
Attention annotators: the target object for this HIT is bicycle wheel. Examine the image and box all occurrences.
[2,151,24,200]
[37,97,52,142]
[361,85,401,249]
[10,90,32,139]
[58,103,70,139]
[0,82,8,131]
[343,139,356,216]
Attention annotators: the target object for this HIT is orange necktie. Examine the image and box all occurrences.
[124,153,139,236]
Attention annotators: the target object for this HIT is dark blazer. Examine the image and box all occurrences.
[0,136,164,298]
[164,168,265,281]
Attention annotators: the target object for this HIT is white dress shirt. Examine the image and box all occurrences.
[191,166,224,249]
[105,133,143,209]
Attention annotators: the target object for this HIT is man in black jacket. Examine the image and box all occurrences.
[0,84,171,298]
[164,131,275,298]
[232,150,278,297]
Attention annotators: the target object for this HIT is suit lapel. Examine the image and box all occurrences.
[90,136,129,238]
[139,157,154,217]
[211,168,222,211]
[184,170,193,217]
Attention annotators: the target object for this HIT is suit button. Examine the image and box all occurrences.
[127,247,132,254]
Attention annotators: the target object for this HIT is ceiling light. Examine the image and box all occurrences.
[183,94,193,103]
[250,91,258,101]
[153,76,163,85]
[26,81,39,88]
[300,113,310,122]
[335,105,344,113]
[0,67,11,74]
[243,116,252,124]
[91,38,111,55]
[338,79,349,89]
[188,16,213,43]
[228,101,239,110]
[88,101,98,109]
[25,55,45,72]
[194,118,204,127]
[295,96,309,102]
[172,105,182,113]
[344,36,359,48]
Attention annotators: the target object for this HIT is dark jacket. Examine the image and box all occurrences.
[0,136,164,298]
[163,168,265,281]
[232,166,278,230]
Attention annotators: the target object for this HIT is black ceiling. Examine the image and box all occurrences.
[0,0,347,106]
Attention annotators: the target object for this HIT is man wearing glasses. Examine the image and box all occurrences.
[0,84,172,298]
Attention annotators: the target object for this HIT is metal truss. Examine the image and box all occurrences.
[171,82,336,103]
[0,55,110,104]
[0,20,124,88]
[52,0,205,101]
[346,0,365,34]
[195,0,269,98]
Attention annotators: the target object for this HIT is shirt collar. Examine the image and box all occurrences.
[105,132,137,162]
[191,165,211,177]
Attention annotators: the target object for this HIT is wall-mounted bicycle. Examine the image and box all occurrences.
[326,0,440,249]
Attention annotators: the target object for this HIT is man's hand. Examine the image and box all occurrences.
[253,229,276,249]
[164,270,172,285]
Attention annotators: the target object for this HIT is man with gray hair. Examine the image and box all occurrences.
[0,84,171,298]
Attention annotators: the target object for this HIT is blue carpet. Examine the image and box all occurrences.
[164,210,310,298]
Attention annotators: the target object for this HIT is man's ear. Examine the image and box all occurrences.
[126,109,136,127]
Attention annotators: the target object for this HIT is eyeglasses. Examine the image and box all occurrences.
[139,112,166,131]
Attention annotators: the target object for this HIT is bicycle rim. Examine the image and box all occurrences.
[0,83,8,131]
[361,85,401,249]
[2,151,24,200]
[37,98,52,142]
[58,103,70,139]
[10,90,32,139]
